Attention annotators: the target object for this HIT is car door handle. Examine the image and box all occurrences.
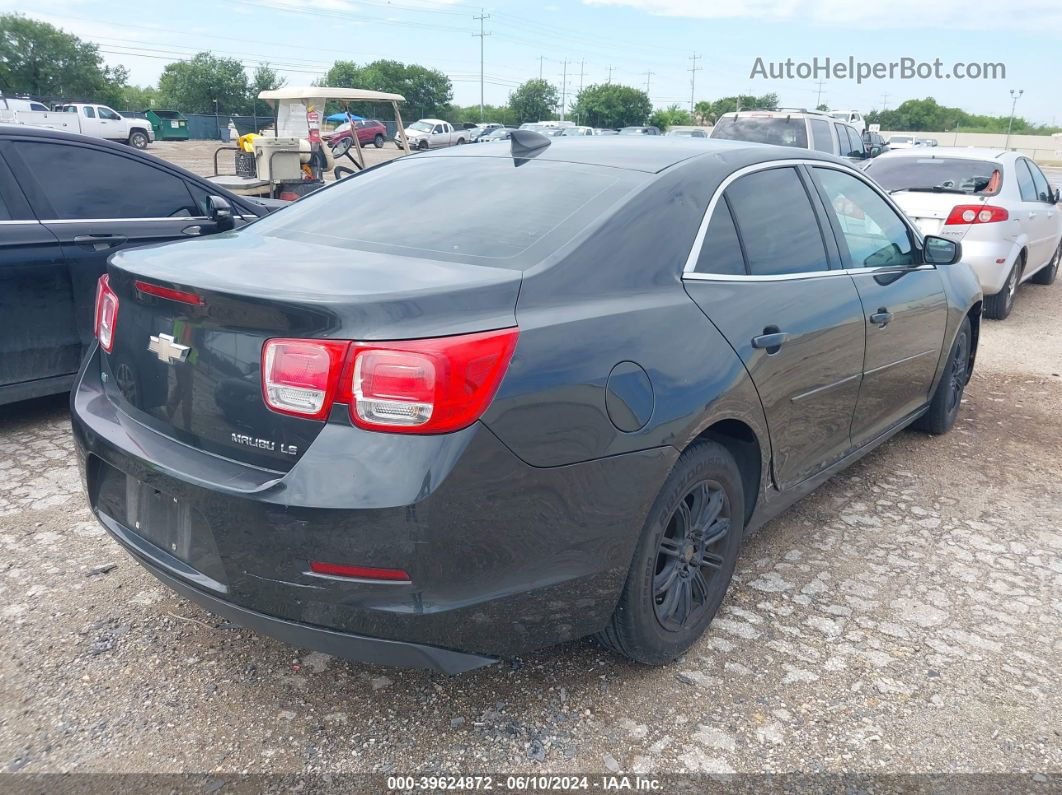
[751,329,789,353]
[73,234,127,251]
[870,309,894,328]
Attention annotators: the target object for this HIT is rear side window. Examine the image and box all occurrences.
[83,106,96,119]
[1014,159,1038,202]
[724,167,829,275]
[249,156,635,267]
[813,167,914,269]
[12,142,200,220]
[809,119,833,153]
[711,117,809,149]
[694,197,745,275]
[1026,160,1052,202]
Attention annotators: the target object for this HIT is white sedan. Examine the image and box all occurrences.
[863,148,1062,319]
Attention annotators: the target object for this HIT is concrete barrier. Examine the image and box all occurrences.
[882,130,1062,164]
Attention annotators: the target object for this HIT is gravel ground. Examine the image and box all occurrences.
[0,151,1060,778]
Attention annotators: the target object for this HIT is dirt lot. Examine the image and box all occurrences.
[0,148,1060,778]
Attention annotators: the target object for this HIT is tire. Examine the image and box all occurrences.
[1030,241,1060,286]
[983,256,1023,320]
[418,139,429,151]
[913,316,972,435]
[128,130,149,149]
[373,133,384,149]
[597,441,744,665]
[455,137,465,145]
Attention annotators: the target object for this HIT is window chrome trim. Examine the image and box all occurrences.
[43,216,212,224]
[0,219,43,225]
[681,157,927,281]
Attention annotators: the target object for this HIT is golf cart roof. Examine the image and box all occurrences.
[257,87,405,103]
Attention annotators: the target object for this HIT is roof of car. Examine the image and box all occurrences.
[415,136,847,174]
[876,146,1010,161]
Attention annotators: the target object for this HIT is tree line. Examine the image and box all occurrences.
[4,14,1058,135]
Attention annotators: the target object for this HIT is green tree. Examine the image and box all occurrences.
[570,83,651,128]
[815,103,829,112]
[251,64,286,115]
[120,84,159,111]
[507,79,559,125]
[648,104,693,131]
[447,103,516,127]
[699,93,778,124]
[157,52,251,114]
[0,14,127,104]
[323,59,451,120]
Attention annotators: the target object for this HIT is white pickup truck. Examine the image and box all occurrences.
[396,118,469,150]
[0,100,155,149]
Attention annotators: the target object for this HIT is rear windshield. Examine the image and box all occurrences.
[248,156,638,267]
[711,117,808,148]
[864,157,1003,196]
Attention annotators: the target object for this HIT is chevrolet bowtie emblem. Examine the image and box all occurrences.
[148,333,190,365]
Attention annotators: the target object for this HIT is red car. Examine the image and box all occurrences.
[327,119,389,155]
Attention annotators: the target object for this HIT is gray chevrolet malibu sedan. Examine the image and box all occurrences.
[71,133,982,673]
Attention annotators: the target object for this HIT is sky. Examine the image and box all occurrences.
[6,0,1061,124]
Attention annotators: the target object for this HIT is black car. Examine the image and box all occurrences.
[0,126,284,406]
[71,133,981,674]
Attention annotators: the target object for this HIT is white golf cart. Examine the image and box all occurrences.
[208,87,411,199]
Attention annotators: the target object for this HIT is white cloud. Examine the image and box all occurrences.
[581,0,1062,32]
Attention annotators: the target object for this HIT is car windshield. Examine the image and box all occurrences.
[865,157,1003,195]
[249,157,640,267]
[711,117,809,148]
[410,121,434,132]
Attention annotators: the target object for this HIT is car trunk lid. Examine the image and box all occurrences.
[890,191,984,239]
[102,235,521,470]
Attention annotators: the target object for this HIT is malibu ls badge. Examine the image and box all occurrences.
[148,333,190,365]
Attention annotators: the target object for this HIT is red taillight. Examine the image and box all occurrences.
[309,561,411,582]
[93,274,119,353]
[945,204,1009,225]
[261,339,350,419]
[260,328,518,433]
[342,328,519,434]
[134,279,204,306]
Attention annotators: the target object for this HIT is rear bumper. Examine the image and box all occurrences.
[71,346,672,668]
[104,512,494,674]
[958,238,1020,294]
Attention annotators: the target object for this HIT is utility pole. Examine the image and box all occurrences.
[644,70,654,96]
[606,65,614,84]
[538,55,544,81]
[560,60,568,121]
[688,53,702,115]
[814,80,826,109]
[473,9,491,121]
[1005,89,1023,149]
[881,92,890,111]
[576,59,585,124]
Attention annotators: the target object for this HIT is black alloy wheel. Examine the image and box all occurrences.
[653,480,731,632]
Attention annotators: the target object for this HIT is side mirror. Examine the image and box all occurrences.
[206,195,235,233]
[1053,188,1061,204]
[923,235,962,265]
